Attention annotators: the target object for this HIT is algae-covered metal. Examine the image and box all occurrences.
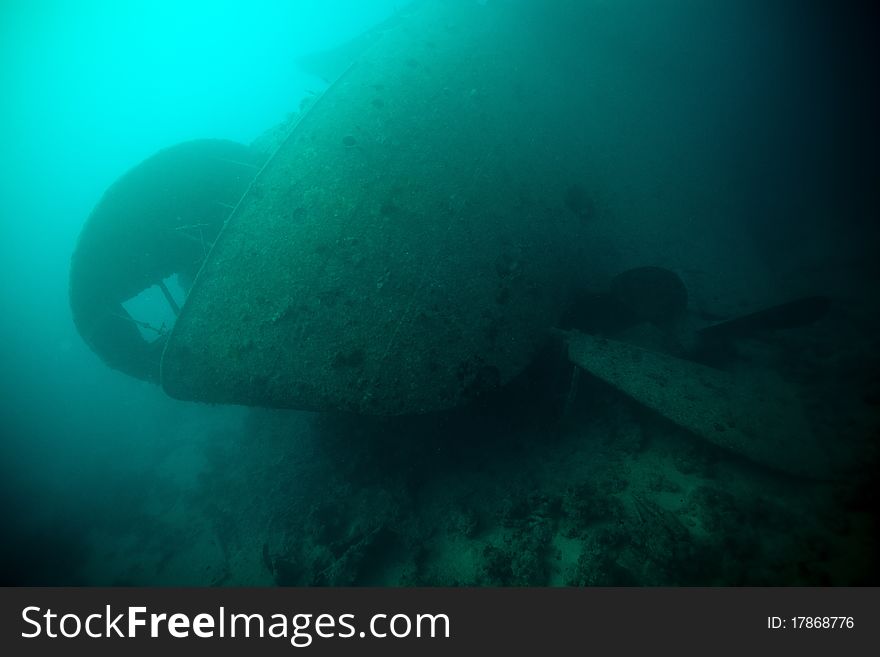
[160,1,586,414]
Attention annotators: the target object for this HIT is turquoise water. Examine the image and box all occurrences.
[1,0,876,585]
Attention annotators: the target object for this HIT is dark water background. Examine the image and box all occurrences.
[1,0,877,585]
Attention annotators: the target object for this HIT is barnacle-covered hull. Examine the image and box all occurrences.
[160,0,587,414]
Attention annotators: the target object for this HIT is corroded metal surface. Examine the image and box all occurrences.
[566,330,829,478]
[161,1,587,413]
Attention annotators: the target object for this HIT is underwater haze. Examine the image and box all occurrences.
[1,0,878,586]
